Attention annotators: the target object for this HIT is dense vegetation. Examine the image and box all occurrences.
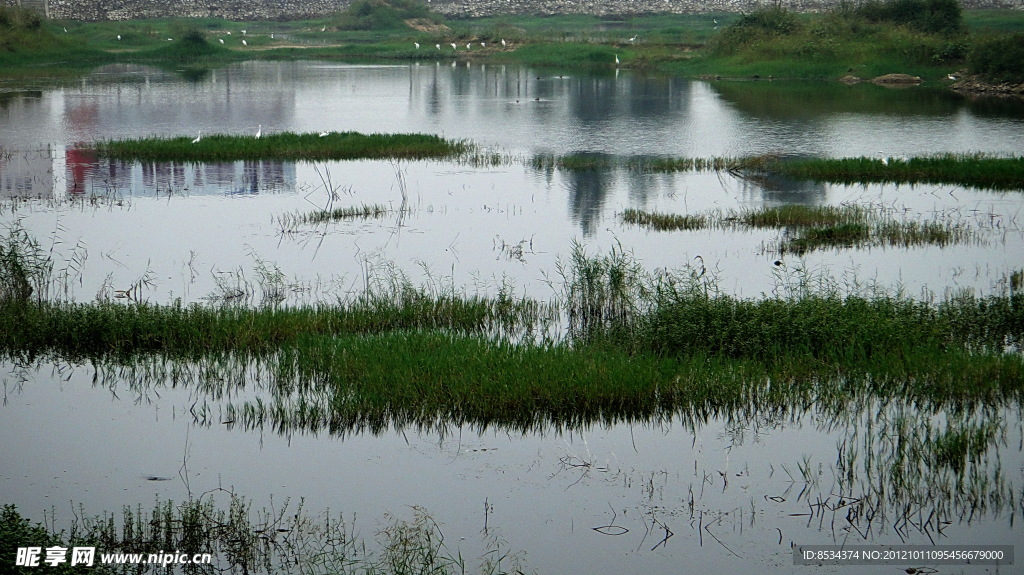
[4,0,1023,84]
[333,0,441,30]
[968,32,1024,82]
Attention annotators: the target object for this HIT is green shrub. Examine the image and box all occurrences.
[333,0,436,31]
[968,33,1024,83]
[709,7,803,55]
[0,5,42,31]
[856,0,964,34]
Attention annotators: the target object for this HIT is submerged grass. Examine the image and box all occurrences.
[93,132,471,162]
[277,203,397,228]
[622,205,975,253]
[1,230,1022,427]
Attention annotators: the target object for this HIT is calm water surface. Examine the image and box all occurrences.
[1,61,1023,574]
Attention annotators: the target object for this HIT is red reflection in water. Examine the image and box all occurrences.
[65,147,96,195]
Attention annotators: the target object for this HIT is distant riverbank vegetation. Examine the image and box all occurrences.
[4,0,1024,86]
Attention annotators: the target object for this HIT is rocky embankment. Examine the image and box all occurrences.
[951,75,1024,97]
[21,0,1024,21]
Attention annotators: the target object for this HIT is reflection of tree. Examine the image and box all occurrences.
[708,80,962,119]
[563,156,614,236]
[737,172,828,205]
[568,78,617,122]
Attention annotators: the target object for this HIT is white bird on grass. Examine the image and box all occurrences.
[219,38,224,44]
[629,35,637,42]
[436,43,441,50]
[615,54,620,66]
[451,42,457,50]
[321,26,327,32]
[192,131,202,144]
[415,42,420,49]
[241,29,246,35]
[256,125,262,139]
[117,34,121,40]
[242,39,247,46]
[878,151,888,166]
[501,38,506,46]
[319,131,329,137]
[466,43,471,50]
[226,31,231,34]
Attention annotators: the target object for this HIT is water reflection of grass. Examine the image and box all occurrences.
[1,497,525,575]
[763,154,1024,191]
[93,132,471,162]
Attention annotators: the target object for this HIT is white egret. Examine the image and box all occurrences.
[615,54,620,66]
[466,42,471,50]
[414,42,420,49]
[629,35,637,42]
[63,27,67,33]
[226,31,231,34]
[451,42,457,50]
[501,38,506,46]
[256,125,262,139]
[219,38,224,44]
[481,42,485,47]
[878,151,888,166]
[241,29,246,35]
[321,26,326,32]
[319,131,329,137]
[242,39,247,46]
[167,38,173,41]
[192,131,202,144]
[271,33,274,39]
[117,34,121,40]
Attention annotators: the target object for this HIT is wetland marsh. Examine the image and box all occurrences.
[2,59,1023,574]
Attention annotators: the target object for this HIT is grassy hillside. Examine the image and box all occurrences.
[0,6,103,66]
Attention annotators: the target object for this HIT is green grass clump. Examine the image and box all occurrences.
[93,131,471,162]
[498,42,622,68]
[1,505,107,574]
[621,208,709,231]
[0,222,52,304]
[280,203,396,228]
[738,204,867,228]
[136,27,231,63]
[785,222,872,253]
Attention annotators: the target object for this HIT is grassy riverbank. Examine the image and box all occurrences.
[6,2,1024,84]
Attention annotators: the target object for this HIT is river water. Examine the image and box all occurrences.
[1,60,1023,574]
